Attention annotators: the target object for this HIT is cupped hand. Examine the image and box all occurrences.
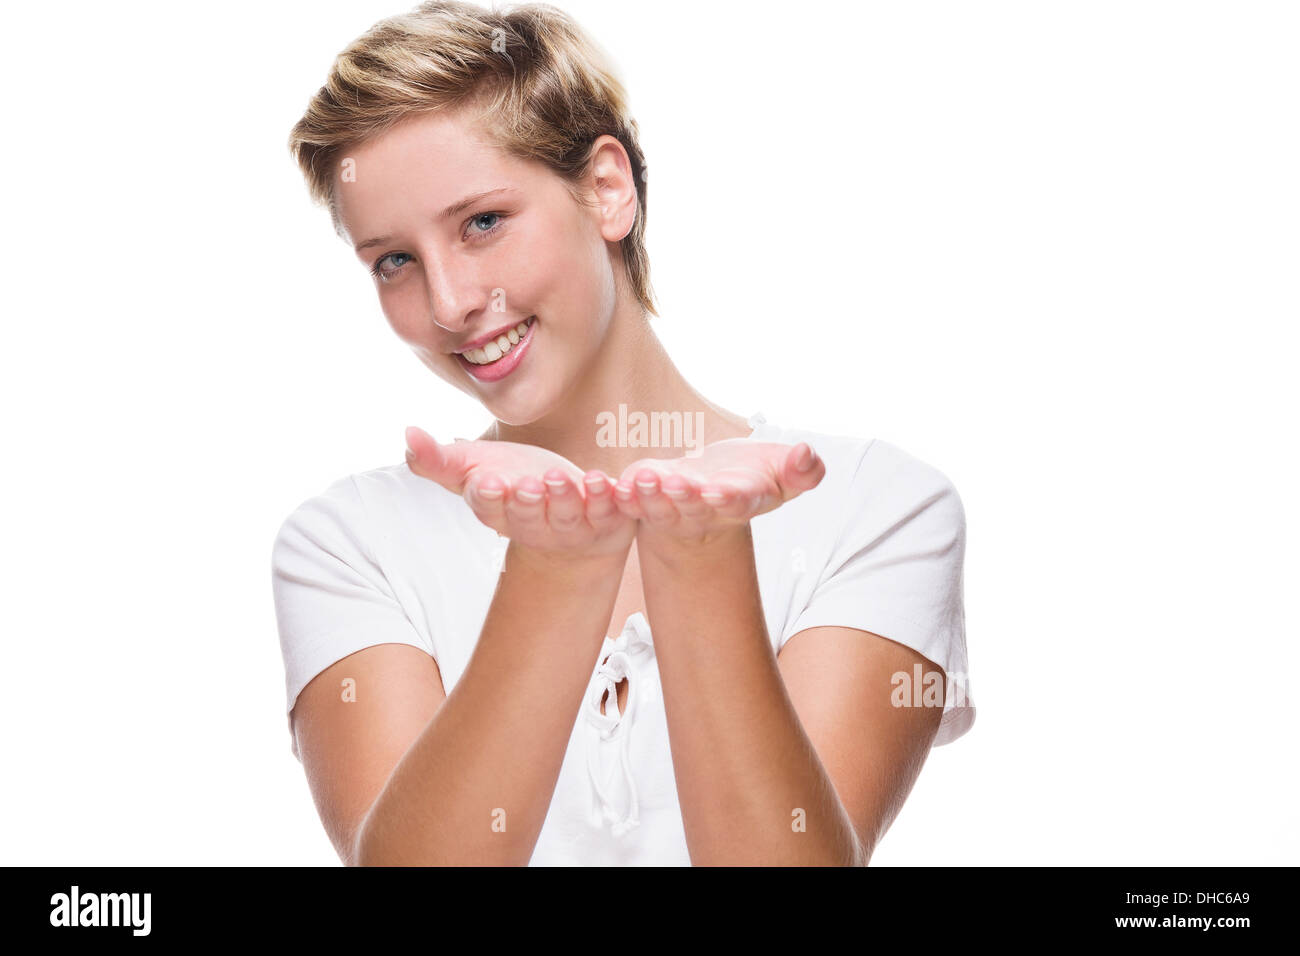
[611,439,826,545]
[404,425,635,560]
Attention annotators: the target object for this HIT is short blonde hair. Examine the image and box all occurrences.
[288,0,657,316]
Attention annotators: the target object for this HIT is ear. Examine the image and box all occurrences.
[586,134,638,243]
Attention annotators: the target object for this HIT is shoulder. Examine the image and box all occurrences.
[271,461,465,557]
[856,438,965,526]
[759,421,963,522]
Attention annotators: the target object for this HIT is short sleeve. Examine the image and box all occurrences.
[270,475,434,761]
[782,440,975,746]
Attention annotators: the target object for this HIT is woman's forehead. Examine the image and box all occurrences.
[334,112,529,235]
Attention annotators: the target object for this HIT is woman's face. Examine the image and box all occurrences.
[333,108,636,426]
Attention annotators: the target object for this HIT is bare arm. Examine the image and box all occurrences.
[351,539,628,865]
[292,429,636,865]
[293,540,626,865]
[638,527,941,866]
[611,438,941,864]
[291,642,447,865]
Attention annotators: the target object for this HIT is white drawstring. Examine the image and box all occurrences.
[583,614,652,837]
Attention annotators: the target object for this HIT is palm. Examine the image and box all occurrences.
[403,425,635,557]
[407,430,583,494]
[613,438,825,532]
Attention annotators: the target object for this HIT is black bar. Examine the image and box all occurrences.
[6,865,1290,942]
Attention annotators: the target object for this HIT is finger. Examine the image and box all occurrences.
[698,476,761,521]
[405,425,470,493]
[633,468,681,527]
[778,442,826,498]
[582,471,622,528]
[404,425,438,478]
[506,474,549,532]
[660,473,712,522]
[611,476,644,520]
[463,472,509,534]
[542,468,584,532]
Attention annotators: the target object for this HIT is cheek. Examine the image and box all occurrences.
[378,286,428,343]
[524,224,611,311]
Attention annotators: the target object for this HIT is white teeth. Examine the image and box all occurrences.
[464,318,533,364]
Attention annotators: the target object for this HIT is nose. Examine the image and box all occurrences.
[419,245,479,335]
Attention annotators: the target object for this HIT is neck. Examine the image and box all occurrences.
[488,306,753,475]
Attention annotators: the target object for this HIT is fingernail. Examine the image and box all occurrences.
[700,489,726,503]
[795,445,816,472]
[478,485,503,500]
[515,487,542,503]
[614,482,635,499]
[635,479,658,494]
[663,485,688,499]
[584,475,608,493]
[545,478,568,494]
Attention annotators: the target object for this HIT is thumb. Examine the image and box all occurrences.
[779,442,825,497]
[405,425,463,490]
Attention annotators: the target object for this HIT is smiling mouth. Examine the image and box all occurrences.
[457,316,536,365]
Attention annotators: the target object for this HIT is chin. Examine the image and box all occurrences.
[483,380,562,429]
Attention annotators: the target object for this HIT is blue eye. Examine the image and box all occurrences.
[370,252,411,281]
[368,212,507,283]
[467,212,504,239]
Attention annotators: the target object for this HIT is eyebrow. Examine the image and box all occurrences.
[353,187,517,254]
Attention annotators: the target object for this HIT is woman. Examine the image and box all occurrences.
[272,0,975,866]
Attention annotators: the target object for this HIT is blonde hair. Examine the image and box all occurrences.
[288,0,657,316]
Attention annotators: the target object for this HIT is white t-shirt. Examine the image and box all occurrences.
[270,411,975,865]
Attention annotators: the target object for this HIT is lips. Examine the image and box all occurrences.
[456,315,536,383]
[454,316,534,354]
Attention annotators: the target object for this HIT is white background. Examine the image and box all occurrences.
[1,0,1295,865]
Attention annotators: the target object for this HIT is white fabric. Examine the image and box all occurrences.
[270,411,975,865]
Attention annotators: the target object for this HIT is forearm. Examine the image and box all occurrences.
[355,539,628,866]
[640,525,865,866]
